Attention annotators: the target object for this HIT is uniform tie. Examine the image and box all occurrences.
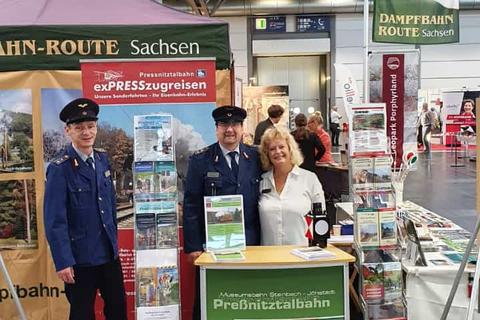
[227,151,239,180]
[86,157,95,171]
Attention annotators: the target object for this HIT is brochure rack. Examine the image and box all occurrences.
[351,154,407,320]
[133,114,180,320]
[348,103,406,320]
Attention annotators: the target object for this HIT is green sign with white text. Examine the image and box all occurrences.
[373,0,459,44]
[206,266,345,319]
[0,24,230,71]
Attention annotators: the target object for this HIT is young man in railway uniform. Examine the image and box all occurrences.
[43,97,127,320]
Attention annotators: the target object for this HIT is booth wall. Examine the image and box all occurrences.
[223,17,249,85]
[220,11,480,108]
[334,11,480,107]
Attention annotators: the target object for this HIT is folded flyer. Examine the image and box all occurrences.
[290,247,336,260]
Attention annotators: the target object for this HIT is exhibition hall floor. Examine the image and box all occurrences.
[404,148,477,232]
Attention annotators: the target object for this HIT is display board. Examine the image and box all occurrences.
[441,90,479,145]
[81,58,217,319]
[205,266,345,319]
[369,51,419,168]
[348,104,388,157]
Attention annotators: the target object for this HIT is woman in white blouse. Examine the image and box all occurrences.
[258,126,326,246]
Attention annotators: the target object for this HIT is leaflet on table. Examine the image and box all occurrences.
[136,249,179,319]
[349,104,388,156]
[399,201,458,228]
[204,195,246,254]
[290,246,336,260]
[211,251,245,262]
[134,114,174,162]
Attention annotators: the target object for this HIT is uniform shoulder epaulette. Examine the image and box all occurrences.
[243,144,259,153]
[94,147,107,153]
[193,146,210,156]
[52,154,70,165]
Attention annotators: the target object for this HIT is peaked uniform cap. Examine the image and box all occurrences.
[60,98,99,124]
[212,105,247,123]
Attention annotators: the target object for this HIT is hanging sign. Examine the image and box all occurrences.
[296,16,330,32]
[254,16,286,33]
[373,0,459,44]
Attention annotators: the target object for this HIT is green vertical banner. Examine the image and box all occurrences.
[373,0,459,44]
[206,266,345,319]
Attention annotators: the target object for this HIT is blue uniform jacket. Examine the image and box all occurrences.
[44,144,118,271]
[183,142,262,253]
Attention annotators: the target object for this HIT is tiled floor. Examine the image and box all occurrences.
[404,149,477,232]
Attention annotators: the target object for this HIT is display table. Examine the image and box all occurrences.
[335,201,478,319]
[195,245,355,320]
[403,262,479,320]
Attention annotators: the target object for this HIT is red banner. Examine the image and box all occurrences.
[446,114,476,125]
[382,54,405,168]
[81,59,216,105]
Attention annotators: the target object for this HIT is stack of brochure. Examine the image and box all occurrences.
[290,247,336,260]
[211,251,245,262]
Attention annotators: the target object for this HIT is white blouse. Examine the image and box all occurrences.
[258,165,326,246]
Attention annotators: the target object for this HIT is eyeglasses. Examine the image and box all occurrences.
[217,122,242,129]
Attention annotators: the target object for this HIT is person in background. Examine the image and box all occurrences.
[253,104,285,145]
[183,105,262,319]
[258,126,326,245]
[460,99,476,118]
[44,98,127,320]
[330,106,342,146]
[420,102,435,159]
[307,112,336,164]
[291,113,325,172]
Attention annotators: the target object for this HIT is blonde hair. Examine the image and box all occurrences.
[259,126,304,171]
[308,112,324,125]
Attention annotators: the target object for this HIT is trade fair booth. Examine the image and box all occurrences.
[0,0,232,319]
[0,0,478,320]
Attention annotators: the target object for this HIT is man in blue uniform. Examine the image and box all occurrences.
[44,98,127,320]
[183,105,262,319]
